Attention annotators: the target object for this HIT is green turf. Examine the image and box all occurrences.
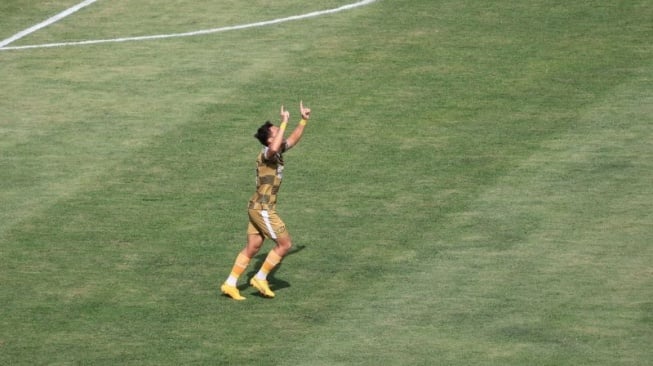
[1,0,652,364]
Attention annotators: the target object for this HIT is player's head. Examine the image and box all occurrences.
[254,121,274,146]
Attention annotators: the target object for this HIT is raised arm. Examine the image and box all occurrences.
[266,105,289,158]
[286,100,311,148]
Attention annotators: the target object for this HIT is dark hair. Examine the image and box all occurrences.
[254,121,273,146]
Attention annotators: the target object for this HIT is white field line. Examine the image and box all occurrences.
[0,0,99,48]
[0,0,377,52]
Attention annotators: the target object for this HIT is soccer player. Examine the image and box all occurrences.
[220,101,312,300]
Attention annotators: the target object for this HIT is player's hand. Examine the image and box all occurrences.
[280,105,289,122]
[300,100,311,120]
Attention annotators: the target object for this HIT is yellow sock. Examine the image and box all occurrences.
[225,252,250,286]
[255,250,282,280]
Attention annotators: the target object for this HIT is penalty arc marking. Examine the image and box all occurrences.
[0,0,378,51]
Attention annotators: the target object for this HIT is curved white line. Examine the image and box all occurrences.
[0,0,99,48]
[0,0,377,51]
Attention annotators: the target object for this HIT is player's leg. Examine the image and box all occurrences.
[242,232,264,257]
[250,210,291,297]
[221,229,264,300]
[272,235,293,256]
[255,235,291,281]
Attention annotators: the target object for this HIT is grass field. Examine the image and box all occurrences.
[1,0,652,364]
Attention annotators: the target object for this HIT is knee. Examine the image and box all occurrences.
[244,245,260,258]
[276,237,292,253]
[245,236,264,257]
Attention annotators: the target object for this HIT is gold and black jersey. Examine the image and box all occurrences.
[248,142,289,209]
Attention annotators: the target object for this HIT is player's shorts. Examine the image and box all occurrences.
[247,208,289,240]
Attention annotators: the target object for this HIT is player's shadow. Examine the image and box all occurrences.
[244,245,306,297]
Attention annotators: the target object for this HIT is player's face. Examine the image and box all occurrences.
[267,125,279,145]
